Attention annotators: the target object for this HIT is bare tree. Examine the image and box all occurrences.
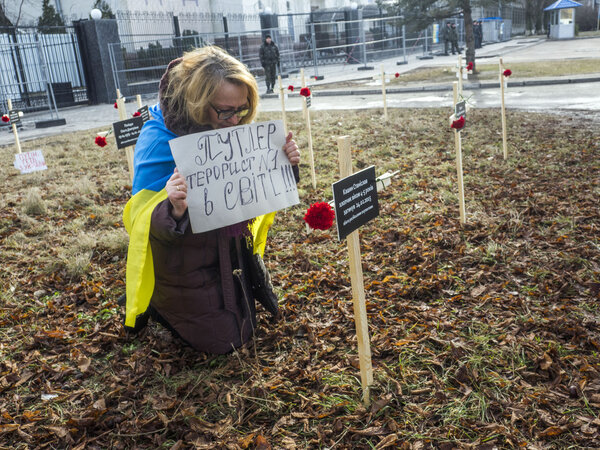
[0,0,31,27]
[378,0,499,72]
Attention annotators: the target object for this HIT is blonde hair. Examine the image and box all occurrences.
[162,45,259,127]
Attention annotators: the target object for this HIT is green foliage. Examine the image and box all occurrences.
[37,0,65,33]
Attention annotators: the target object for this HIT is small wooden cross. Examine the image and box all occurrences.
[451,55,473,94]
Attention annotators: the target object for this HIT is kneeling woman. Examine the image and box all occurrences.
[123,46,300,354]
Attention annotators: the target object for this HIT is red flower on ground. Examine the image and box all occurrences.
[287,85,294,92]
[95,136,108,147]
[132,111,141,117]
[395,72,400,78]
[466,62,473,71]
[1,115,9,123]
[299,87,311,97]
[304,202,335,230]
[114,102,118,109]
[503,69,512,77]
[451,116,465,130]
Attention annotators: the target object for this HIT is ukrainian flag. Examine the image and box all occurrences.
[123,105,274,329]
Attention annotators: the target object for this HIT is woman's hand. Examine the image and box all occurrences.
[166,168,188,220]
[283,131,300,166]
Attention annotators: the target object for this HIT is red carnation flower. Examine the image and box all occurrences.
[503,69,512,77]
[451,116,465,130]
[466,62,473,71]
[132,111,141,117]
[114,102,118,109]
[304,202,335,230]
[299,87,311,97]
[287,85,294,92]
[1,115,9,123]
[395,72,400,78]
[95,136,108,147]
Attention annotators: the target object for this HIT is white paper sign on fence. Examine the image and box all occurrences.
[169,120,299,234]
[14,150,47,174]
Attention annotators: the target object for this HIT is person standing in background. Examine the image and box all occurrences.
[442,22,451,55]
[449,23,459,55]
[259,34,280,94]
[474,21,483,49]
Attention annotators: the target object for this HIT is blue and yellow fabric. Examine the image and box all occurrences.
[123,104,274,328]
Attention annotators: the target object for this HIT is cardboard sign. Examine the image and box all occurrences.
[8,109,20,125]
[137,105,150,122]
[14,149,47,174]
[455,101,466,119]
[112,116,144,149]
[332,165,379,241]
[169,120,299,234]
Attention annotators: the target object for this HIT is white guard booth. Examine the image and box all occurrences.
[544,0,582,39]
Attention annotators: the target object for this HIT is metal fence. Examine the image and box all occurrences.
[116,11,176,40]
[109,14,462,97]
[115,10,263,47]
[0,26,87,115]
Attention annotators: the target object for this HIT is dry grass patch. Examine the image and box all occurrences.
[0,108,598,449]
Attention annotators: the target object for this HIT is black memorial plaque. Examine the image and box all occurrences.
[137,105,150,122]
[8,110,20,125]
[455,101,466,119]
[332,165,379,241]
[112,116,144,149]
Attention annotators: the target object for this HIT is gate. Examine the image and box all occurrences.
[0,26,88,115]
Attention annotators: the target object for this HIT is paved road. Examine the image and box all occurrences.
[1,36,599,146]
[259,81,600,115]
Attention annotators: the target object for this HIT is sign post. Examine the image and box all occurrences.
[499,57,508,160]
[451,82,466,224]
[333,136,376,406]
[301,68,317,189]
[6,99,22,154]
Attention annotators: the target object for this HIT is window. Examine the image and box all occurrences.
[560,8,573,25]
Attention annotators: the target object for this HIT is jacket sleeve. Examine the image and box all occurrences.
[150,199,190,243]
[275,46,280,63]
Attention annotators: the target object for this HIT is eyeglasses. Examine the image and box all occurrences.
[209,103,250,120]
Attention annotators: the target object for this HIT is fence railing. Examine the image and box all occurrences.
[0,26,87,115]
[109,15,462,97]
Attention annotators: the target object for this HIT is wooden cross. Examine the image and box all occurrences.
[6,99,22,154]
[451,55,473,95]
[380,65,388,121]
[499,57,508,160]
[115,95,135,182]
[277,75,288,134]
[300,68,317,189]
[337,135,374,406]
[448,81,466,224]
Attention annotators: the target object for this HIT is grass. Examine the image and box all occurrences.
[0,107,599,448]
[314,57,600,91]
[394,58,600,84]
